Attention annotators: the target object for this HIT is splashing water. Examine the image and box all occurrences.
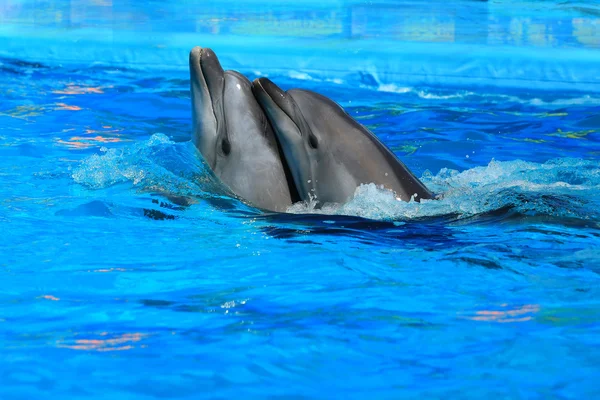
[72,134,600,224]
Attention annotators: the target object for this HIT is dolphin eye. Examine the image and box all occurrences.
[221,138,231,155]
[308,134,319,149]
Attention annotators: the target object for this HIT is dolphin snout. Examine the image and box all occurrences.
[189,46,224,169]
[189,46,203,79]
[253,78,286,108]
[189,46,202,64]
[189,47,223,87]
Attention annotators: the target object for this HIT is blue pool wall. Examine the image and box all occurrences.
[1,0,600,92]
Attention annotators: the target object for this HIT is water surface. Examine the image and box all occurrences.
[1,56,599,399]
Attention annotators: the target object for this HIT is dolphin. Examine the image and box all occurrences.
[189,47,298,212]
[252,77,433,206]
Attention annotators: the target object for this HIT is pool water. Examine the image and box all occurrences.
[2,1,600,399]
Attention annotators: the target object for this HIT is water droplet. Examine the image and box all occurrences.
[236,84,241,90]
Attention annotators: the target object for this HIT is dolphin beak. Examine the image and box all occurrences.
[252,78,296,123]
[252,78,305,141]
[253,78,285,103]
[189,46,203,81]
[189,46,225,108]
[189,47,225,169]
[199,48,225,98]
[189,46,206,107]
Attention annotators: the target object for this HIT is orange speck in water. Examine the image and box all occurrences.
[55,103,82,111]
[56,333,146,352]
[85,128,123,134]
[71,136,123,143]
[53,85,107,95]
[56,133,128,150]
[55,139,94,149]
[462,304,540,323]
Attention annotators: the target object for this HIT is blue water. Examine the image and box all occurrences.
[2,1,600,399]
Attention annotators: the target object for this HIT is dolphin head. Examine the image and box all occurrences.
[252,77,325,203]
[189,48,296,211]
[253,77,367,205]
[253,77,433,205]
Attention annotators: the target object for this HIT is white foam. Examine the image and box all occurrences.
[72,136,600,222]
[377,84,412,94]
[370,80,600,106]
[415,90,476,100]
[286,158,600,221]
[288,71,313,81]
[72,134,208,195]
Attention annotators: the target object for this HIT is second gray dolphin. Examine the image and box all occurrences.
[189,47,298,212]
[252,78,433,206]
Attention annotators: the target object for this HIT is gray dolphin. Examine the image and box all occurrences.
[252,78,433,206]
[189,47,297,212]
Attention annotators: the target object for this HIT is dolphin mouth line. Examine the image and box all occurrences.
[201,52,222,158]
